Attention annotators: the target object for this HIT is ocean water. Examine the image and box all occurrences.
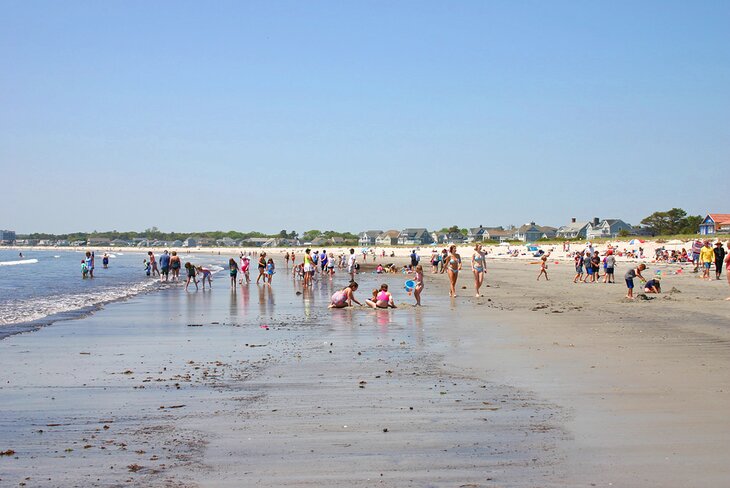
[0,249,223,338]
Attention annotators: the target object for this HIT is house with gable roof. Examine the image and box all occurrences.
[699,214,730,235]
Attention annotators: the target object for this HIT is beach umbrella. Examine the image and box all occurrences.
[628,239,645,246]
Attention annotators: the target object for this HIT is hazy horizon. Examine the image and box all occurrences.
[2,1,728,234]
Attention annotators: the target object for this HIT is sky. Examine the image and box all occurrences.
[1,1,728,235]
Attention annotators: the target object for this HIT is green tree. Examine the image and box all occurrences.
[640,208,701,235]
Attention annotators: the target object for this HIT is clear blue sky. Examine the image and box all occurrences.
[1,1,728,234]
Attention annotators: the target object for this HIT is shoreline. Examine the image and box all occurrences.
[1,256,729,486]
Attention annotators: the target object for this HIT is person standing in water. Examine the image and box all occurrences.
[102,253,109,269]
[471,243,487,297]
[147,251,160,278]
[85,251,95,278]
[445,245,461,297]
[229,258,238,288]
[256,252,267,284]
[184,262,198,291]
[169,251,181,281]
[414,264,424,306]
[302,248,314,288]
[159,250,171,282]
[347,248,357,280]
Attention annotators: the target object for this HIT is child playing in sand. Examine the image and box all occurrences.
[328,281,363,308]
[624,264,647,299]
[414,264,424,306]
[366,283,397,309]
[536,256,548,281]
[644,277,661,293]
[184,262,198,291]
[229,258,238,288]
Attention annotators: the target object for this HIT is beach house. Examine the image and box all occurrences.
[359,230,383,247]
[699,214,730,235]
[376,230,400,246]
[467,226,488,242]
[397,228,433,246]
[556,218,590,239]
[585,218,634,239]
[513,222,555,242]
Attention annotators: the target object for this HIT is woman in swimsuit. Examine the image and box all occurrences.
[170,251,181,281]
[256,252,267,284]
[328,281,362,308]
[367,283,396,309]
[229,258,238,288]
[184,262,198,291]
[446,245,462,297]
[471,243,487,297]
[302,248,314,287]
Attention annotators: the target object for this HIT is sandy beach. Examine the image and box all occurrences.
[1,253,729,487]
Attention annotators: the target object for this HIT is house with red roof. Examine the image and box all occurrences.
[699,214,730,235]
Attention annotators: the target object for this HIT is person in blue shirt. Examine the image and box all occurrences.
[158,250,171,282]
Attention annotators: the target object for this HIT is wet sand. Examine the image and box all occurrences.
[1,257,729,486]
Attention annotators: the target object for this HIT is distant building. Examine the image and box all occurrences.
[216,237,237,247]
[513,222,553,242]
[467,226,490,242]
[242,237,270,247]
[0,229,16,244]
[376,230,400,246]
[699,214,730,235]
[556,218,590,239]
[398,228,433,246]
[87,237,111,246]
[359,230,383,247]
[183,237,198,248]
[586,218,634,239]
[483,228,512,242]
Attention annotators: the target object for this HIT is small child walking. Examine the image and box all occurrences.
[537,256,549,281]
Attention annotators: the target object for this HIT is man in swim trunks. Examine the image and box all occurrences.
[159,250,171,282]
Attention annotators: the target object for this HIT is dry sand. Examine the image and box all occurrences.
[1,254,728,487]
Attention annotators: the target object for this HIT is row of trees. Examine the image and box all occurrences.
[19,227,358,243]
[640,208,702,236]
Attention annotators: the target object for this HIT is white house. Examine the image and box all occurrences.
[557,218,590,239]
[359,230,383,246]
[376,230,400,246]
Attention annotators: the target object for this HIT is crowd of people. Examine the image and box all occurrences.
[82,238,730,303]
